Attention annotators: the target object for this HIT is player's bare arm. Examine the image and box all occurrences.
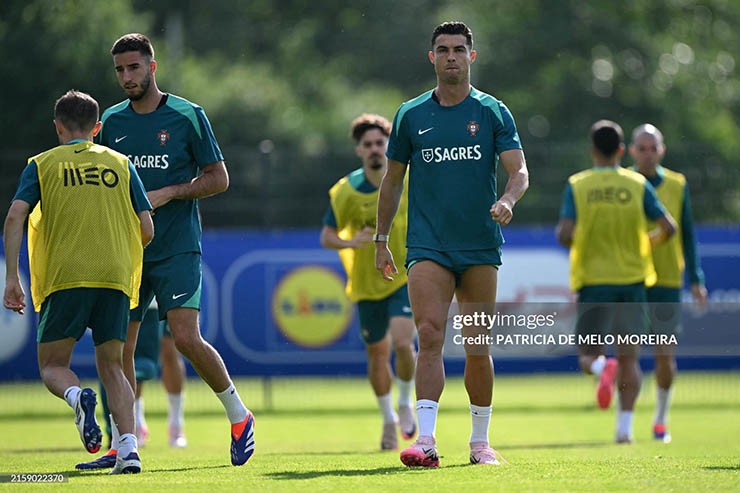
[375,159,407,281]
[649,212,677,247]
[691,283,708,307]
[3,200,31,314]
[556,218,575,248]
[320,225,374,250]
[491,149,529,226]
[147,161,229,209]
[138,210,154,247]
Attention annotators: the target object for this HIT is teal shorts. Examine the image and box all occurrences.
[357,284,412,344]
[646,286,682,336]
[406,246,502,287]
[131,252,202,321]
[576,283,649,340]
[37,288,129,345]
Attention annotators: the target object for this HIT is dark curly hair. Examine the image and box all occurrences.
[350,114,391,143]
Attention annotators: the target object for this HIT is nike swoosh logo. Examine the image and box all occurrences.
[115,136,128,143]
[74,149,85,153]
[418,127,433,135]
[172,292,189,300]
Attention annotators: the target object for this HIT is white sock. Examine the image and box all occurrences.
[470,404,492,445]
[135,397,146,428]
[397,378,414,409]
[590,356,606,376]
[117,433,138,458]
[416,399,439,438]
[654,387,672,425]
[63,386,81,410]
[216,383,248,424]
[616,410,634,438]
[110,415,120,450]
[168,392,185,428]
[377,393,397,424]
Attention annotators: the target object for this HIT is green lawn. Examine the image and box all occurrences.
[0,372,738,492]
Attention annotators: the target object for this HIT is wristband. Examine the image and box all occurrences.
[373,233,389,242]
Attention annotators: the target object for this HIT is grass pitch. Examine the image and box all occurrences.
[0,372,738,492]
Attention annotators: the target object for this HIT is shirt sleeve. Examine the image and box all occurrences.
[493,101,523,154]
[191,107,224,169]
[128,162,152,213]
[12,160,41,208]
[386,104,412,165]
[322,204,338,228]
[643,181,667,220]
[680,182,705,285]
[559,182,576,220]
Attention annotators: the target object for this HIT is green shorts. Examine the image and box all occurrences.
[131,252,202,321]
[406,246,501,287]
[576,283,649,340]
[37,288,129,345]
[646,286,682,336]
[357,284,412,344]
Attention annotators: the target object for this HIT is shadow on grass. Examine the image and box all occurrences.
[260,440,610,459]
[265,466,421,480]
[503,440,611,450]
[4,446,86,454]
[703,465,740,471]
[261,450,377,457]
[68,464,232,477]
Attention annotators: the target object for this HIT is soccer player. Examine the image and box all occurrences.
[3,90,153,474]
[629,123,707,443]
[375,21,529,467]
[76,33,254,470]
[320,114,417,451]
[556,120,677,443]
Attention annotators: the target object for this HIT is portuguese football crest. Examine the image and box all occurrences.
[157,129,170,146]
[467,121,479,137]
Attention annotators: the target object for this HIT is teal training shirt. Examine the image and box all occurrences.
[98,94,223,262]
[387,87,522,251]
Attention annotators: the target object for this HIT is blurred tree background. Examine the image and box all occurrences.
[1,0,738,227]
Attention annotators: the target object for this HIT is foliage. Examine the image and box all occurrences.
[1,0,738,223]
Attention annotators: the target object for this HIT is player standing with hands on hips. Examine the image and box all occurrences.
[375,21,529,467]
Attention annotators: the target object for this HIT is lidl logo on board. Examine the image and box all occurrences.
[272,266,352,348]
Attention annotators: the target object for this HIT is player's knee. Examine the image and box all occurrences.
[416,320,444,351]
[171,330,201,356]
[366,339,391,360]
[393,339,415,356]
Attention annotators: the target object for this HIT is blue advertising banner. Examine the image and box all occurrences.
[1,226,739,380]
